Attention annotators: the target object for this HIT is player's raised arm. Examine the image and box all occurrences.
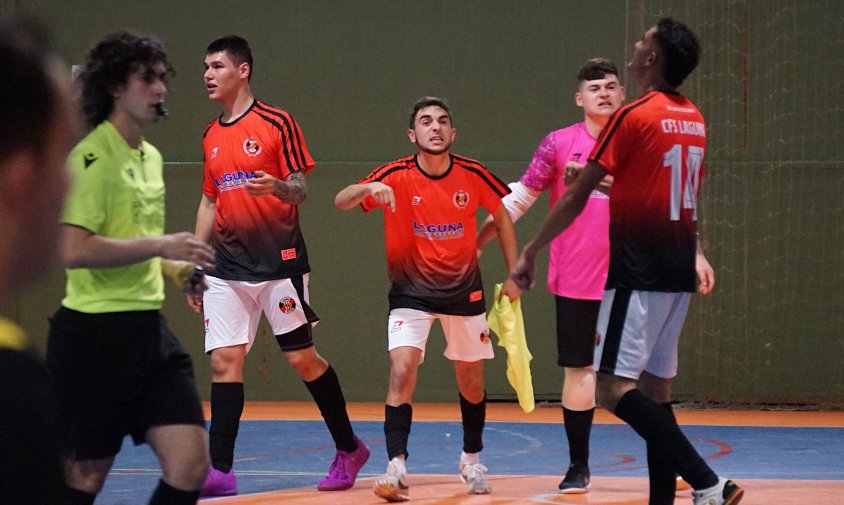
[335,181,395,212]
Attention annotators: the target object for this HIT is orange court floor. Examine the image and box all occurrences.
[194,402,844,505]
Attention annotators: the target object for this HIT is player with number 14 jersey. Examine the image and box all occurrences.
[590,89,706,292]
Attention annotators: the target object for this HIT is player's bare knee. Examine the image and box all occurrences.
[160,448,209,490]
[65,458,112,494]
[562,366,596,410]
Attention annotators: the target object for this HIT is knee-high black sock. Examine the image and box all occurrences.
[648,402,679,505]
[459,393,485,454]
[148,479,200,505]
[562,406,594,467]
[62,486,96,505]
[384,404,412,460]
[209,382,244,472]
[614,389,718,490]
[305,365,357,453]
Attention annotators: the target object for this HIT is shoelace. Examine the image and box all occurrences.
[386,461,408,485]
[327,453,348,479]
[461,463,488,482]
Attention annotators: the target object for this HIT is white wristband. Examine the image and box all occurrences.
[502,181,539,223]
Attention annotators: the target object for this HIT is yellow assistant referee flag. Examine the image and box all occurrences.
[487,283,534,413]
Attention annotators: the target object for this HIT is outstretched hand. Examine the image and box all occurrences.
[160,232,215,270]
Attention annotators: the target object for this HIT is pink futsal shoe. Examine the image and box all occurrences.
[318,436,371,491]
[199,467,238,497]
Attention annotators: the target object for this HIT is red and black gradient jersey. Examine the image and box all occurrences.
[202,99,315,280]
[590,90,707,292]
[359,154,510,315]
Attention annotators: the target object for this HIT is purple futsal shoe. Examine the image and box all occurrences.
[318,436,371,491]
[200,467,238,497]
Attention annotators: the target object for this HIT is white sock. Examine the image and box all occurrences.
[460,451,480,466]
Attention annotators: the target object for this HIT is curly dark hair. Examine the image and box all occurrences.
[78,31,173,128]
[408,96,452,129]
[653,18,701,88]
[0,16,57,166]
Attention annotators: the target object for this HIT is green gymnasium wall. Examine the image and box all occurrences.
[7,0,843,406]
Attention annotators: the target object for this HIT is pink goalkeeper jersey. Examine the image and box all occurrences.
[520,122,609,300]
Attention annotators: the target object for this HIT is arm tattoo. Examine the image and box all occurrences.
[275,172,308,204]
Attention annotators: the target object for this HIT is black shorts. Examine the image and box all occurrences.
[46,308,205,460]
[555,296,601,368]
[0,349,64,504]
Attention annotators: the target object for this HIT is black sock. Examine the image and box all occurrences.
[459,393,485,454]
[209,382,244,472]
[62,486,96,505]
[562,406,594,467]
[384,403,412,460]
[614,389,718,490]
[305,365,357,453]
[648,402,678,505]
[148,479,200,505]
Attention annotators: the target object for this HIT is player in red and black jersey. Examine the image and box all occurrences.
[512,19,743,505]
[188,36,369,497]
[336,97,520,502]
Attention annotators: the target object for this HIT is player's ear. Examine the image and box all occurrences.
[620,85,626,102]
[239,62,251,81]
[407,128,417,144]
[575,91,583,108]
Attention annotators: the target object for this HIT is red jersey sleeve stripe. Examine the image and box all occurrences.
[452,155,510,198]
[255,102,311,171]
[362,160,411,183]
[592,92,656,162]
[255,112,306,173]
[363,157,413,183]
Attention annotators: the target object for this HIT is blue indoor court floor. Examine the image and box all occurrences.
[97,402,844,504]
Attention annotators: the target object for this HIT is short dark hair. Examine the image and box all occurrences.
[577,58,619,84]
[653,17,700,88]
[409,96,452,129]
[78,31,173,128]
[0,16,58,166]
[207,35,254,81]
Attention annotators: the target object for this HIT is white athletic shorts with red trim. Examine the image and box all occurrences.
[387,308,494,364]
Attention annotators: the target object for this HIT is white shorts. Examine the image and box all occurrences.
[594,289,691,380]
[387,308,494,364]
[203,274,318,353]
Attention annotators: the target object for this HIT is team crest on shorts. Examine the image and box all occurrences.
[479,329,490,344]
[391,320,404,333]
[278,297,297,314]
[243,138,262,157]
[452,190,469,209]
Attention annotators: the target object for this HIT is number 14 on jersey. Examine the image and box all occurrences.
[664,143,703,221]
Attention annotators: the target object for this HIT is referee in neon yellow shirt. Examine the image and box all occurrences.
[46,31,215,505]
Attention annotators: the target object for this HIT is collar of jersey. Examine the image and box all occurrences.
[413,153,453,180]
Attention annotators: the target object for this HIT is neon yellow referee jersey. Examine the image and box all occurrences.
[61,121,166,313]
